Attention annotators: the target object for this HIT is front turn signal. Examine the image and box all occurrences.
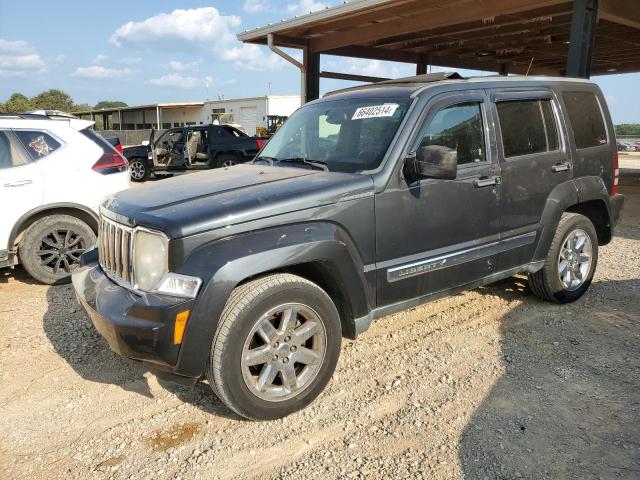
[174,310,190,345]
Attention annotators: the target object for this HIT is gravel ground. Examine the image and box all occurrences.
[1,177,638,480]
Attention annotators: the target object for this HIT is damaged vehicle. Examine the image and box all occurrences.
[123,124,264,182]
[73,73,623,420]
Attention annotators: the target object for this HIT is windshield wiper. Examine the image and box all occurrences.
[277,157,329,172]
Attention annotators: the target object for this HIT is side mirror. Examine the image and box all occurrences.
[412,145,457,179]
[141,140,150,146]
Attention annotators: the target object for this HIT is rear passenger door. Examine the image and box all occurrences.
[489,90,572,271]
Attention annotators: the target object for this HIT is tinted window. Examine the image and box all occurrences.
[497,99,559,157]
[79,128,119,154]
[563,91,608,148]
[415,102,485,165]
[0,131,31,169]
[13,130,62,159]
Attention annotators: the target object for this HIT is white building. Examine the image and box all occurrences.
[203,95,301,136]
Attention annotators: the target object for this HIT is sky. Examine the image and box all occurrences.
[0,0,638,123]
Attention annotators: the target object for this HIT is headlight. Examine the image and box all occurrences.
[133,229,168,291]
[153,273,202,298]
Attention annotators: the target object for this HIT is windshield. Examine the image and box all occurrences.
[257,97,411,173]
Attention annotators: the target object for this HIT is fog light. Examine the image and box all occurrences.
[174,310,190,345]
[153,273,202,298]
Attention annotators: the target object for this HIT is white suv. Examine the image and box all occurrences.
[0,112,130,284]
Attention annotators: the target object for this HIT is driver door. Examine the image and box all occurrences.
[375,90,502,307]
[153,128,186,168]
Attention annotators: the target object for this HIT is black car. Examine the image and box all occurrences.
[73,73,624,420]
[123,124,264,182]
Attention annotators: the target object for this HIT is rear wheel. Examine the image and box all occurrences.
[529,212,598,303]
[215,153,240,168]
[206,274,341,420]
[129,157,150,182]
[19,214,96,285]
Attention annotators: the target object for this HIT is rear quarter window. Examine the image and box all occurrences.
[562,91,608,149]
[13,130,62,159]
[79,128,117,153]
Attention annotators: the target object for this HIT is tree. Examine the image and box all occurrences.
[1,93,33,113]
[94,100,128,110]
[615,124,640,136]
[72,103,91,112]
[30,89,74,112]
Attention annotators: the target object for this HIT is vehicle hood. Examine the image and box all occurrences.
[101,164,374,238]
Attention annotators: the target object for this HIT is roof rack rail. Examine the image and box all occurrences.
[0,110,78,120]
[375,71,464,85]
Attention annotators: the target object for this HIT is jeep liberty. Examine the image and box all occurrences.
[73,73,624,420]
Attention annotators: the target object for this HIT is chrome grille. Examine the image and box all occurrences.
[98,216,135,288]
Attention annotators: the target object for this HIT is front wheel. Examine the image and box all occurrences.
[206,274,341,420]
[529,212,598,303]
[19,214,96,285]
[129,158,150,182]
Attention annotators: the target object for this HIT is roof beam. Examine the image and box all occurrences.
[600,0,640,30]
[310,0,569,52]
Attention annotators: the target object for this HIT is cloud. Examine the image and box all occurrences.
[244,0,268,13]
[72,65,135,79]
[323,57,414,79]
[93,54,108,64]
[286,0,332,16]
[148,73,201,89]
[0,39,46,76]
[109,8,241,51]
[222,43,300,71]
[168,60,199,71]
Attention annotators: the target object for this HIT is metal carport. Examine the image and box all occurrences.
[238,0,640,102]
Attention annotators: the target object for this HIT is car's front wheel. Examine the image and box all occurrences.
[129,158,150,182]
[19,214,96,285]
[206,274,341,420]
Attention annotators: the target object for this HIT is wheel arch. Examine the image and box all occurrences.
[9,203,99,252]
[174,222,373,378]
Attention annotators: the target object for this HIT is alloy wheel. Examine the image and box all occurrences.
[241,303,327,402]
[130,160,146,180]
[35,228,87,275]
[557,228,592,291]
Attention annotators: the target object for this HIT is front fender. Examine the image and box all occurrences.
[173,222,371,378]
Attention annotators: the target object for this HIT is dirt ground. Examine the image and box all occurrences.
[1,177,638,480]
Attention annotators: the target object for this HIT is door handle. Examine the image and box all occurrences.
[3,179,33,187]
[473,176,500,188]
[551,162,571,173]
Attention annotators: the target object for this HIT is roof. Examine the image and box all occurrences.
[238,0,640,76]
[323,71,593,98]
[203,95,300,105]
[72,102,204,116]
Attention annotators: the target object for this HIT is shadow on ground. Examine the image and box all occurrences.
[460,277,640,479]
[41,283,241,420]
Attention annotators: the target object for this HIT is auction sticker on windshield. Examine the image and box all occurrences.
[351,104,399,120]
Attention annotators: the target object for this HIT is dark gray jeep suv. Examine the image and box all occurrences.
[73,73,624,420]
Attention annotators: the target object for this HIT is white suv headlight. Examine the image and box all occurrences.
[133,228,169,291]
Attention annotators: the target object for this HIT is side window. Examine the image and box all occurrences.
[496,99,559,158]
[0,131,31,170]
[13,130,62,160]
[562,91,608,148]
[415,102,486,165]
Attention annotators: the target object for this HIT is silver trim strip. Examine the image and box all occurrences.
[386,231,537,282]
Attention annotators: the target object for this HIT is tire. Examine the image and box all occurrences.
[129,157,150,182]
[206,274,341,420]
[18,214,96,285]
[528,212,598,303]
[215,153,240,168]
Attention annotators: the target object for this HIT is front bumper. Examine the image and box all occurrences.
[72,252,195,380]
